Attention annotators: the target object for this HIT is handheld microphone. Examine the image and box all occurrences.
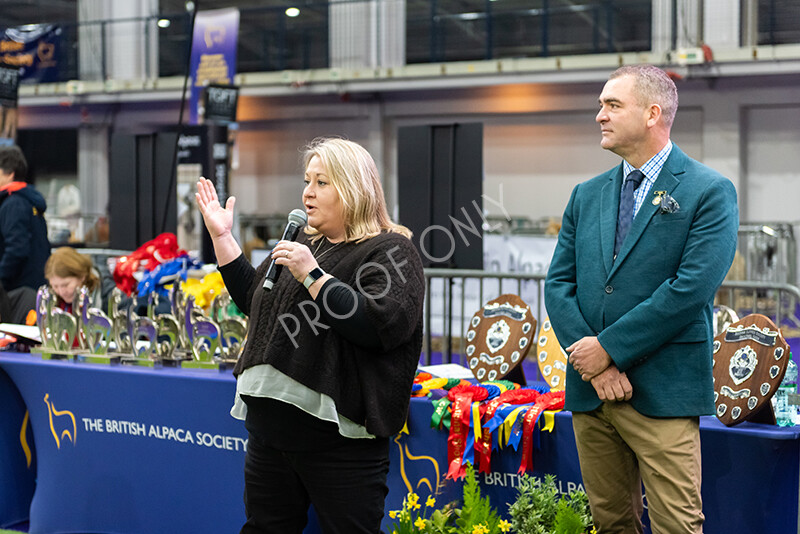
[263,208,308,290]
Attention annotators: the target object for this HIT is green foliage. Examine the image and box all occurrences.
[553,500,585,534]
[429,507,458,534]
[507,474,593,534]
[454,464,502,533]
[387,463,513,534]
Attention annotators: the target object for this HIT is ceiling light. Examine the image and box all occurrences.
[285,7,300,17]
[157,19,171,28]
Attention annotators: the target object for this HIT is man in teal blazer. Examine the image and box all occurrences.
[544,65,738,533]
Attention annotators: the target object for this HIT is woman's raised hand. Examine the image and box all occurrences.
[195,177,236,240]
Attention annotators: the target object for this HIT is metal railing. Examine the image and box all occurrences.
[422,268,800,366]
[717,280,800,330]
[423,268,547,366]
[736,223,797,286]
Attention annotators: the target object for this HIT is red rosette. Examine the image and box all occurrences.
[476,388,541,473]
[536,390,566,411]
[113,233,187,296]
[447,385,489,402]
[446,385,489,480]
[414,372,433,383]
[518,391,566,474]
[501,388,541,405]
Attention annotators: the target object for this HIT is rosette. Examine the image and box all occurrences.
[518,390,565,474]
[476,388,540,473]
[446,385,489,480]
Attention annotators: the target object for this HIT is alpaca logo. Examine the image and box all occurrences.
[43,394,77,449]
[394,425,443,496]
[204,25,227,48]
[20,411,33,467]
[37,41,56,66]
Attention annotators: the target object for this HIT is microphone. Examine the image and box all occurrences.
[263,208,308,290]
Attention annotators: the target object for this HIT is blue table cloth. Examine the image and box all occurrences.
[1,352,798,533]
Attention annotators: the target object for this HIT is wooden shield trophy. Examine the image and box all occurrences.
[533,316,568,390]
[464,294,535,384]
[713,314,791,426]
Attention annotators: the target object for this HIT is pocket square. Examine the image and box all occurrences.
[660,194,680,214]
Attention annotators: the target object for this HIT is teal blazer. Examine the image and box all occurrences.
[544,145,739,417]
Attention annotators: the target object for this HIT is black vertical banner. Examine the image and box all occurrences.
[0,65,19,145]
[397,123,483,269]
[175,124,229,263]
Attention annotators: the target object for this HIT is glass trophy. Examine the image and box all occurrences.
[121,301,159,367]
[72,285,119,364]
[181,294,222,370]
[108,288,133,357]
[211,291,247,370]
[48,308,79,359]
[32,285,70,360]
[153,289,190,366]
[168,285,194,361]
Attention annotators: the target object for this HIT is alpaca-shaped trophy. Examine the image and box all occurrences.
[169,284,194,359]
[33,284,79,360]
[211,290,247,368]
[108,288,133,355]
[122,295,159,367]
[147,291,184,365]
[73,285,118,364]
[181,293,222,370]
[33,285,57,358]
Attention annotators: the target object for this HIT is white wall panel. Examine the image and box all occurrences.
[480,107,703,220]
[232,119,376,216]
[744,106,800,222]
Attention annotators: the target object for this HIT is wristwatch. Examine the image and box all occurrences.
[302,267,325,289]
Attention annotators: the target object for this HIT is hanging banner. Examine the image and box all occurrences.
[1,24,61,83]
[189,8,239,125]
[0,65,19,145]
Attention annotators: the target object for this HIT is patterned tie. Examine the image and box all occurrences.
[614,169,645,258]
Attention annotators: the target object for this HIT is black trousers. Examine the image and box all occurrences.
[240,396,390,534]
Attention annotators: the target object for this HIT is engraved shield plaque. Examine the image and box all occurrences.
[713,313,791,426]
[534,316,568,390]
[464,294,535,383]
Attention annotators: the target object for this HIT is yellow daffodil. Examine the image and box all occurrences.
[413,502,421,510]
[591,528,597,534]
[499,519,512,532]
[414,517,427,529]
[388,510,398,519]
[426,495,436,508]
[471,524,489,534]
[407,492,419,507]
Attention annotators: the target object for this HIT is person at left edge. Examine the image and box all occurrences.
[0,145,51,323]
[195,137,425,534]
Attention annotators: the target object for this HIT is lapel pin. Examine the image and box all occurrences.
[652,190,667,205]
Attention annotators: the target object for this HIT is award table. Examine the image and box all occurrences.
[0,352,798,533]
[400,397,800,533]
[0,367,35,529]
[0,352,250,534]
